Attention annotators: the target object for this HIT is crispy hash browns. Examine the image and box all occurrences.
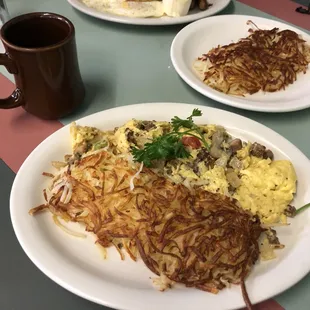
[30,150,263,305]
[193,21,310,96]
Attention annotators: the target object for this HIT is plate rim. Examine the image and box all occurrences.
[170,14,310,113]
[67,0,232,26]
[10,102,310,310]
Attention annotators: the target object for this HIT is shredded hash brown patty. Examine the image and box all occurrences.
[193,21,310,96]
[30,150,263,308]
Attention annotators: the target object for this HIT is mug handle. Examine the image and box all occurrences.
[0,53,24,108]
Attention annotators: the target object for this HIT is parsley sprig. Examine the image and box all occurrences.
[296,203,310,215]
[131,109,209,167]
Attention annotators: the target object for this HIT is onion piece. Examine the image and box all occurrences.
[51,179,67,195]
[53,215,87,238]
[62,182,73,204]
[96,243,108,259]
[51,161,68,169]
[129,162,144,191]
[226,171,242,188]
[60,184,68,203]
[112,241,125,260]
[215,155,229,167]
[51,177,73,204]
[229,156,243,170]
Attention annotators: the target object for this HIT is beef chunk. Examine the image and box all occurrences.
[250,142,266,158]
[138,121,156,131]
[192,149,215,174]
[229,139,243,153]
[126,129,137,145]
[284,205,296,218]
[266,229,281,245]
[263,149,274,160]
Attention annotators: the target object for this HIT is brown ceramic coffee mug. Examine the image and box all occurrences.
[0,12,85,119]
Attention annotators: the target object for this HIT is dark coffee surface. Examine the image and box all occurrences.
[4,16,70,48]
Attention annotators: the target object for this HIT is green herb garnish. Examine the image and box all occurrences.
[171,108,202,131]
[93,140,108,150]
[131,109,209,167]
[296,203,310,215]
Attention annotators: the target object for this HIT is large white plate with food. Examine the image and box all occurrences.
[171,15,310,112]
[10,103,310,310]
[67,0,231,26]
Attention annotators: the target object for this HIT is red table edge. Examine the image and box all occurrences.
[0,74,63,173]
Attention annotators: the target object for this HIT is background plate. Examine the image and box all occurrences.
[10,103,310,310]
[67,0,231,26]
[171,15,310,112]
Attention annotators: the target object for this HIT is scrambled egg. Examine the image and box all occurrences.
[164,141,296,224]
[70,122,111,155]
[68,121,297,225]
[234,144,296,224]
[70,122,101,150]
[167,152,229,196]
[112,119,170,153]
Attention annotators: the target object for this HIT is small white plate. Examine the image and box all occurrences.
[67,0,231,26]
[171,15,310,112]
[10,103,310,310]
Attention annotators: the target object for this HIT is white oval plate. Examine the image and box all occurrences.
[171,15,310,112]
[67,0,231,26]
[10,103,310,310]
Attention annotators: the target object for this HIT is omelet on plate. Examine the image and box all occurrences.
[67,119,297,227]
[82,0,164,18]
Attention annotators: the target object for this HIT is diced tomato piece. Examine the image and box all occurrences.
[181,136,201,149]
